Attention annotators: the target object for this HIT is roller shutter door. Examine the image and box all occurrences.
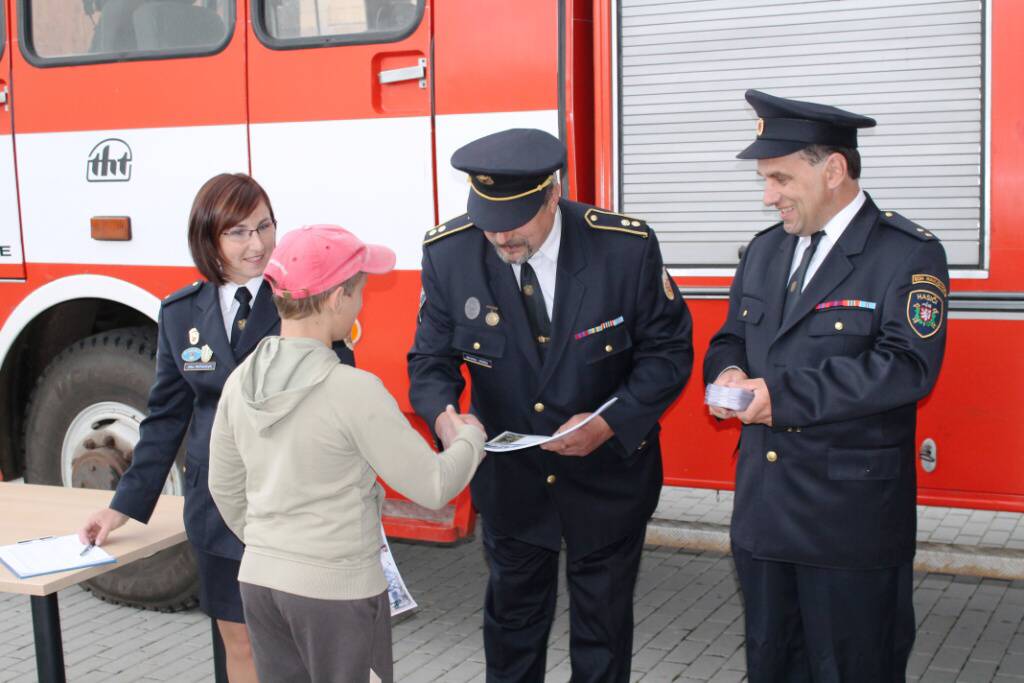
[618,0,984,268]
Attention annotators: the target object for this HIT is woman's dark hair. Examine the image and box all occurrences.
[187,173,275,285]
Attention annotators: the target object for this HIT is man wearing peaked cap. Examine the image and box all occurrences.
[704,90,949,681]
[409,128,694,682]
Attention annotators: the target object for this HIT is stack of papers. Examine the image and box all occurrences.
[0,534,116,579]
[705,384,755,412]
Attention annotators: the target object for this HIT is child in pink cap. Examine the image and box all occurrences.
[208,225,485,683]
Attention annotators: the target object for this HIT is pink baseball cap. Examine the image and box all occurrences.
[264,225,396,299]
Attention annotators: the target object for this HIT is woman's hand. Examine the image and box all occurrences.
[78,508,129,546]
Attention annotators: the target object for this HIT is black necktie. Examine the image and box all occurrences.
[230,286,252,353]
[783,231,824,319]
[519,262,551,361]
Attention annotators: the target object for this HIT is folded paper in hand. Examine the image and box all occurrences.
[485,397,618,453]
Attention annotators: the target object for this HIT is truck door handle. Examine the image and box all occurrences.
[378,58,427,87]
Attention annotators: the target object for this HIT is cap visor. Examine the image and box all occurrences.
[736,139,810,160]
[466,190,547,233]
[362,244,396,274]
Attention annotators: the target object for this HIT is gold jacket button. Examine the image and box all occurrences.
[742,309,748,317]
[834,321,844,331]
[473,341,481,350]
[605,344,613,353]
[534,402,545,413]
[766,450,778,463]
[546,474,556,485]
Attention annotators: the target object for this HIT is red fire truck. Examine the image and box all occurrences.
[0,0,1019,608]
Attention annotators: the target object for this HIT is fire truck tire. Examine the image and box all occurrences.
[22,326,199,612]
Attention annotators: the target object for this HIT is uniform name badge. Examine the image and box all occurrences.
[463,353,493,369]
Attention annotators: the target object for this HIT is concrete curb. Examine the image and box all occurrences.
[645,517,1024,580]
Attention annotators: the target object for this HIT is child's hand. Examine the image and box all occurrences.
[442,405,486,444]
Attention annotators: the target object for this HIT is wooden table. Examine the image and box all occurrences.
[0,483,187,683]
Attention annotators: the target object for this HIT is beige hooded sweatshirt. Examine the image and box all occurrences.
[209,336,484,601]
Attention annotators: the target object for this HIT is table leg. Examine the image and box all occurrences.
[30,594,66,683]
[211,617,228,683]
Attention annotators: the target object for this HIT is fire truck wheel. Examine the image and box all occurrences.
[22,326,199,611]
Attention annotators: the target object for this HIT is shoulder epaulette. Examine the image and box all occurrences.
[880,211,937,241]
[162,280,203,304]
[755,221,783,237]
[583,208,649,238]
[424,214,475,245]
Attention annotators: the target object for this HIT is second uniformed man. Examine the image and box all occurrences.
[705,91,949,682]
[409,128,694,682]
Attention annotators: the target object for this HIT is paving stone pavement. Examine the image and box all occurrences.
[653,488,1024,551]
[4,523,1024,681]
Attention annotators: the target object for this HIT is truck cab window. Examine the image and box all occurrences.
[261,0,419,40]
[26,0,231,62]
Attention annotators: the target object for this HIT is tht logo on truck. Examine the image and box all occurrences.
[86,139,132,182]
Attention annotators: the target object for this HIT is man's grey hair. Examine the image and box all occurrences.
[800,145,862,180]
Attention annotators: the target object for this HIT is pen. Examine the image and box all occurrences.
[80,543,94,557]
[16,536,54,544]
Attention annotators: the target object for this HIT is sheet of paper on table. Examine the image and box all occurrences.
[0,534,116,579]
[484,397,619,453]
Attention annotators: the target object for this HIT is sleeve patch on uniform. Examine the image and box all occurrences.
[912,274,947,298]
[662,267,676,301]
[907,290,943,339]
[417,288,426,323]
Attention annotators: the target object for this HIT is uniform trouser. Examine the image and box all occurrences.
[481,520,645,683]
[239,583,393,683]
[732,543,915,683]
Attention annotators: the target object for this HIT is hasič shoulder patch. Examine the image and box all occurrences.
[907,289,943,339]
[424,214,475,245]
[583,208,649,238]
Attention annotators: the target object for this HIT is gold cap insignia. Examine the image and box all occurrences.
[476,174,495,186]
[756,118,765,137]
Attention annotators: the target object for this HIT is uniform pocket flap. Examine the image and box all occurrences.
[737,296,765,324]
[453,325,506,358]
[827,447,901,480]
[808,309,873,336]
[584,324,633,364]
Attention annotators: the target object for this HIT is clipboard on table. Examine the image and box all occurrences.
[0,534,116,579]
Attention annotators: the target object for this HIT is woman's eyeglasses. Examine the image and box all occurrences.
[221,221,276,243]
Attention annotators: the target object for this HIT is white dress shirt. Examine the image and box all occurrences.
[511,208,562,320]
[218,276,264,339]
[788,190,866,291]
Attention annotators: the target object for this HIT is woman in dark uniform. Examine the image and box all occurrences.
[78,173,354,682]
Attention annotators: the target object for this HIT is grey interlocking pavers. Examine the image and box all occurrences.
[2,488,1024,681]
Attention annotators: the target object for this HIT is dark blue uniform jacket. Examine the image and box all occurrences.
[110,280,354,559]
[704,194,949,570]
[409,199,694,558]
